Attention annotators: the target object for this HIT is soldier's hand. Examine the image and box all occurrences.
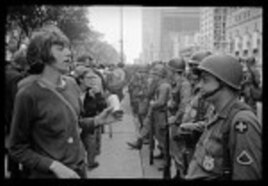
[168,116,177,125]
[95,106,123,126]
[167,100,175,109]
[180,122,202,132]
[49,161,80,179]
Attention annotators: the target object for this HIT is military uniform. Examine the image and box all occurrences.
[136,70,150,129]
[169,76,191,174]
[151,78,171,153]
[185,97,261,180]
[185,54,262,180]
[128,72,141,116]
[241,66,262,113]
[178,92,213,168]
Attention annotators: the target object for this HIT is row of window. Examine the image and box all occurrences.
[229,8,261,27]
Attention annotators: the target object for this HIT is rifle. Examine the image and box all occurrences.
[148,106,155,165]
[163,106,171,179]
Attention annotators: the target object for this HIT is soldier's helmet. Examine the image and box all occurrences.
[167,57,185,72]
[188,51,212,66]
[198,54,243,90]
[150,63,166,77]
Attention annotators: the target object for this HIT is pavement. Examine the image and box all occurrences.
[87,89,165,179]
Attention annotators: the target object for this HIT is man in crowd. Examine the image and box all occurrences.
[165,57,191,178]
[106,62,127,101]
[5,47,29,178]
[74,65,108,170]
[127,63,171,169]
[185,54,262,180]
[173,51,213,179]
[240,56,262,113]
[8,25,122,178]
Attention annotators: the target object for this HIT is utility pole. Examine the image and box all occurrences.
[120,6,124,64]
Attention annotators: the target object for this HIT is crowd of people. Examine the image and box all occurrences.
[5,24,262,180]
[5,24,125,178]
[127,49,262,180]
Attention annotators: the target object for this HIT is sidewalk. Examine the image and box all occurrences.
[87,91,143,178]
[87,89,167,179]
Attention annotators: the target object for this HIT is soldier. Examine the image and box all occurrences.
[173,51,213,179]
[240,57,262,113]
[185,54,262,180]
[149,63,171,165]
[136,67,150,131]
[128,68,142,117]
[127,63,171,157]
[165,57,192,179]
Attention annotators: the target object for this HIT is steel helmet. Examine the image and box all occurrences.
[198,54,243,90]
[167,57,185,72]
[150,63,166,77]
[189,51,212,65]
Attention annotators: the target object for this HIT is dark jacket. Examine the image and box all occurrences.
[8,77,86,178]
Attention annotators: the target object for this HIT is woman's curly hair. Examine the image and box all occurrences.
[27,25,70,74]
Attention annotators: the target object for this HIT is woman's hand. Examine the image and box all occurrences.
[49,161,80,179]
[94,106,123,126]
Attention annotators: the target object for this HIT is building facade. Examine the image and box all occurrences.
[226,8,262,64]
[141,7,200,63]
[141,8,162,64]
[200,7,228,52]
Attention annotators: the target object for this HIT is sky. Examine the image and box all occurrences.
[87,6,142,64]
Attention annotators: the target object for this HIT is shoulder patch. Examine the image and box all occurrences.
[234,120,248,133]
[236,150,253,165]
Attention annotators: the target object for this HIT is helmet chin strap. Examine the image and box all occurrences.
[202,83,223,99]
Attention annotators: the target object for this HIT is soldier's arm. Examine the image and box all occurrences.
[174,82,192,123]
[229,110,262,180]
[151,83,170,109]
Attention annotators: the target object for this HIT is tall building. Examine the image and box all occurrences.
[226,8,262,62]
[141,8,162,64]
[200,7,228,52]
[226,7,263,86]
[141,7,200,63]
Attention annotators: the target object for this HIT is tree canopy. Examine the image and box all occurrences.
[6,5,122,65]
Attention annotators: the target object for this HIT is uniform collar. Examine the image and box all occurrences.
[217,97,239,119]
[206,97,238,128]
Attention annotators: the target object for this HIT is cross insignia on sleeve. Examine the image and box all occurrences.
[235,121,248,133]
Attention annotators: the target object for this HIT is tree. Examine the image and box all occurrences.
[6,5,121,66]
[6,5,91,43]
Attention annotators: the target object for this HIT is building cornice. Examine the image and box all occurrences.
[226,14,262,30]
